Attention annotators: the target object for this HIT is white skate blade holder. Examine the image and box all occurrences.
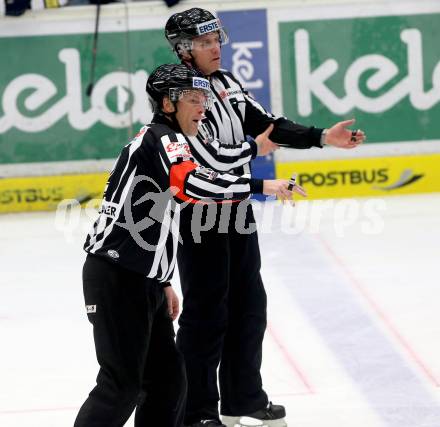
[222,415,287,427]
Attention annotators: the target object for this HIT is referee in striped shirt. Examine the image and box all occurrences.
[74,64,300,427]
[165,8,366,427]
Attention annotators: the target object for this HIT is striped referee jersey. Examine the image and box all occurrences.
[84,115,263,282]
[187,68,325,175]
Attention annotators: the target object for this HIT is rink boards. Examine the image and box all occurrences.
[1,153,440,213]
[1,0,440,213]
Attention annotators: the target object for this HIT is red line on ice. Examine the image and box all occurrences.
[267,321,315,394]
[316,234,440,388]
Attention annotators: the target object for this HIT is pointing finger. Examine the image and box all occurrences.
[338,118,355,128]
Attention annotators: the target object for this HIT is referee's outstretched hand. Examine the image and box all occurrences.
[324,119,366,148]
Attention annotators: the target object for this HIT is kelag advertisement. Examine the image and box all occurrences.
[0,29,175,164]
[279,13,440,143]
[1,4,440,211]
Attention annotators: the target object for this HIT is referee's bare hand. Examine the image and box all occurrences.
[263,179,307,203]
[255,123,279,156]
[324,119,366,148]
[164,286,180,321]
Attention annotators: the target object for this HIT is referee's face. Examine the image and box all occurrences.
[174,92,206,136]
[190,33,222,76]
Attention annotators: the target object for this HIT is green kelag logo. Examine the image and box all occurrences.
[0,48,148,133]
[279,14,440,143]
[0,31,175,164]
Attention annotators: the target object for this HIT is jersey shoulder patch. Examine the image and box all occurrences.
[161,133,193,163]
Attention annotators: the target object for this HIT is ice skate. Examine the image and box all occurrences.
[187,419,227,427]
[222,402,287,427]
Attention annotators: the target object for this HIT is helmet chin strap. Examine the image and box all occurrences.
[177,45,207,77]
[187,51,199,72]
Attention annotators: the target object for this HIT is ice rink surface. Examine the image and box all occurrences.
[1,194,439,427]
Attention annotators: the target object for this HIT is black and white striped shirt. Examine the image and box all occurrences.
[84,115,262,282]
[187,68,324,175]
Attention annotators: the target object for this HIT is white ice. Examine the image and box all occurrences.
[1,194,440,427]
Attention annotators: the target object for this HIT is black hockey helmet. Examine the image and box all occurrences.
[146,63,212,113]
[165,8,228,57]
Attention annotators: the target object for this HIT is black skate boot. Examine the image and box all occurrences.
[187,419,227,427]
[222,402,287,427]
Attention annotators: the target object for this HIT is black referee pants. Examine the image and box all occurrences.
[176,204,268,424]
[74,254,187,427]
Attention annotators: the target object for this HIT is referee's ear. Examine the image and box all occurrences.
[163,96,176,113]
